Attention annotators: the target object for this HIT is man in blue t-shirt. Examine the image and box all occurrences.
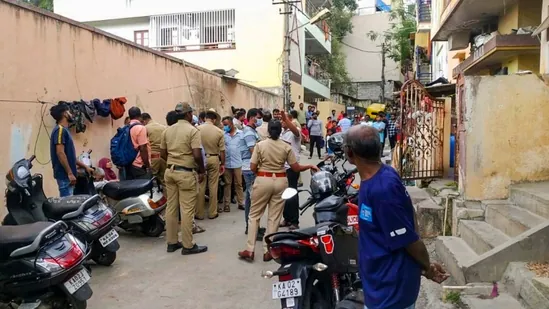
[343,125,448,309]
[49,103,93,197]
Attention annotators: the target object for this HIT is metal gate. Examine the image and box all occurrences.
[395,80,445,180]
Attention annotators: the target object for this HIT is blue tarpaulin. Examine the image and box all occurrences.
[376,0,391,11]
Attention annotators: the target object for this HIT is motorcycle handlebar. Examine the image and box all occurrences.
[299,198,314,211]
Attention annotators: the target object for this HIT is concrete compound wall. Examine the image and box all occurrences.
[0,0,282,209]
[460,74,549,200]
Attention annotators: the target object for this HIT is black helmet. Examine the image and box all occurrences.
[328,132,344,153]
[310,171,337,199]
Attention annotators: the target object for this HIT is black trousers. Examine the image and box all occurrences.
[309,135,322,158]
[283,169,300,225]
[125,165,151,180]
[389,135,397,150]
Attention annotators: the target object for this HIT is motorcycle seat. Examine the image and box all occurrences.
[0,222,53,260]
[271,222,331,242]
[315,195,345,212]
[43,195,94,220]
[102,179,153,200]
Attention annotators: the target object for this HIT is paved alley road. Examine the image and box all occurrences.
[87,158,321,309]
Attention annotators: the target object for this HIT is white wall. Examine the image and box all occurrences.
[88,18,149,42]
[342,13,400,82]
[432,41,449,80]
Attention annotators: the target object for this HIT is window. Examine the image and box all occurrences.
[134,30,149,46]
[150,9,236,51]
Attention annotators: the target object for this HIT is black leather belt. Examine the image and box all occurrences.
[168,165,195,172]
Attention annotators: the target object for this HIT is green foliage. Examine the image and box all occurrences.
[19,0,53,11]
[314,0,357,93]
[367,0,416,65]
[445,291,462,305]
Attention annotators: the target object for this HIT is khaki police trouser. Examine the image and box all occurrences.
[151,157,167,186]
[196,156,220,218]
[246,175,288,254]
[164,168,197,249]
[223,167,243,207]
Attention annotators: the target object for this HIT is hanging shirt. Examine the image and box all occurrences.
[358,164,421,309]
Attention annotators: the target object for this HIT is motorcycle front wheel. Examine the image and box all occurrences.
[141,215,165,237]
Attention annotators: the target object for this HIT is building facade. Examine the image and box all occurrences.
[53,0,333,103]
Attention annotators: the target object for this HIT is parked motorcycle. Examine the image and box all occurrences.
[262,167,361,309]
[3,156,120,266]
[99,178,167,237]
[0,220,93,309]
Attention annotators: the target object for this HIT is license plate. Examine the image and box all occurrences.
[99,229,119,247]
[158,211,166,222]
[272,279,302,299]
[63,269,91,294]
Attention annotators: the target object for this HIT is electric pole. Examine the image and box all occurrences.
[273,0,299,111]
[380,42,386,104]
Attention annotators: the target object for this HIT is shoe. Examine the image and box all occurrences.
[231,198,237,204]
[279,220,291,228]
[182,244,208,255]
[209,214,219,219]
[263,252,273,262]
[238,205,245,210]
[238,250,255,262]
[308,157,312,159]
[259,227,266,234]
[192,225,206,234]
[217,207,224,213]
[245,226,248,235]
[194,216,204,221]
[289,224,300,231]
[223,206,231,212]
[167,242,183,253]
[297,182,304,188]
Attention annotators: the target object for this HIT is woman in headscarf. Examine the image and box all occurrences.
[98,158,118,181]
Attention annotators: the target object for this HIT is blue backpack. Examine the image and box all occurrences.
[110,123,140,167]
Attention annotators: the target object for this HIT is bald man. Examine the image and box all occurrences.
[344,125,448,309]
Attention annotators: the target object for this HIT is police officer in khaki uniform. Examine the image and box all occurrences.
[142,113,167,185]
[160,102,207,255]
[196,110,226,219]
[238,120,318,262]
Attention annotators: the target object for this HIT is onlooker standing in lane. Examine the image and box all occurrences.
[380,112,389,152]
[296,102,307,127]
[142,113,167,186]
[279,111,302,230]
[49,103,94,197]
[126,107,152,180]
[233,110,246,130]
[161,103,207,255]
[372,115,386,157]
[197,111,226,219]
[222,116,245,212]
[256,110,272,141]
[307,112,323,159]
[344,125,448,309]
[273,108,281,120]
[242,108,264,236]
[337,112,352,133]
[387,114,398,151]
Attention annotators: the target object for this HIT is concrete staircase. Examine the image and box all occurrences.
[436,182,549,285]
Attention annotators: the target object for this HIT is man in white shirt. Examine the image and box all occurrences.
[338,112,352,133]
[279,111,302,230]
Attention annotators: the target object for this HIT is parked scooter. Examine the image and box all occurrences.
[3,156,120,266]
[261,163,361,308]
[0,220,93,309]
[98,178,167,237]
[76,150,167,237]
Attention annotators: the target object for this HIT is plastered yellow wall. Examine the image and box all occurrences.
[291,81,304,106]
[498,3,519,34]
[461,74,549,200]
[498,0,541,34]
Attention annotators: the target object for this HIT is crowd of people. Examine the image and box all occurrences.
[48,101,449,309]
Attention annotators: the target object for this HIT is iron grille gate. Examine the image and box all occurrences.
[395,80,445,180]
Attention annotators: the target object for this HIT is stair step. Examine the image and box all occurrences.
[521,277,549,309]
[435,236,477,285]
[463,293,526,309]
[484,202,545,237]
[510,182,549,219]
[532,277,549,298]
[459,220,510,255]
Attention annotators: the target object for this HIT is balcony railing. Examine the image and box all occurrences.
[305,58,330,87]
[418,0,431,23]
[149,9,236,52]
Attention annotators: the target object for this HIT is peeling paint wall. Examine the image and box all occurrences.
[0,1,282,215]
[461,74,549,200]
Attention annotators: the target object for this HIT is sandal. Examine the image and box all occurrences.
[192,224,206,234]
[224,206,231,212]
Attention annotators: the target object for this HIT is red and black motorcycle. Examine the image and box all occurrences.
[262,163,361,309]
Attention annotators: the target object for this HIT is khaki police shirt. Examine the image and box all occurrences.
[160,119,201,169]
[251,138,297,173]
[197,121,225,155]
[145,121,166,153]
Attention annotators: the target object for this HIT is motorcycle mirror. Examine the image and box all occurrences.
[281,188,298,200]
